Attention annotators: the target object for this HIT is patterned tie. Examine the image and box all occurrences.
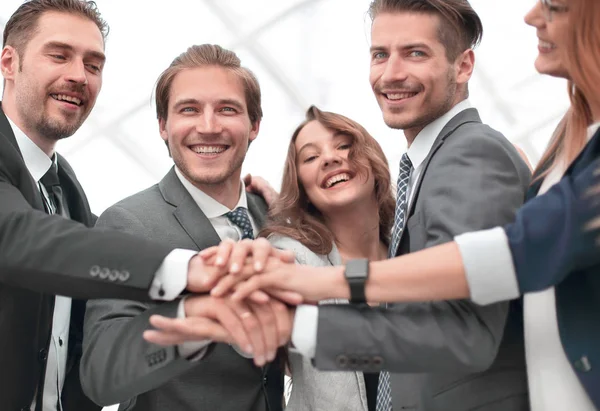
[225,207,254,240]
[388,153,413,259]
[377,153,413,411]
[40,161,69,218]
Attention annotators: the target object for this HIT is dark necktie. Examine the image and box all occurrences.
[40,162,69,218]
[377,153,413,411]
[225,207,254,240]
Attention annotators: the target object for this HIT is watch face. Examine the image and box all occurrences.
[346,259,369,279]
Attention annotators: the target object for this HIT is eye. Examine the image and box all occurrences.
[303,155,317,163]
[180,107,198,113]
[220,107,237,113]
[409,50,426,58]
[372,51,388,60]
[339,143,352,150]
[85,63,102,73]
[50,54,67,61]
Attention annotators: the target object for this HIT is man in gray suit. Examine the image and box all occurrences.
[80,44,289,411]
[289,1,533,410]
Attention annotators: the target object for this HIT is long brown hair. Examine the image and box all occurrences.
[261,106,395,255]
[534,0,597,178]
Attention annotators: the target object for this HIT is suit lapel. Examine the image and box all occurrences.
[397,108,482,250]
[0,102,46,212]
[56,154,95,227]
[246,192,268,230]
[159,168,222,250]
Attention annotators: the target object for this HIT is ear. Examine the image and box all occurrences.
[159,117,169,142]
[1,46,19,82]
[248,119,260,143]
[455,49,475,86]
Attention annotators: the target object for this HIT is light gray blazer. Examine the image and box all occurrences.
[270,235,368,411]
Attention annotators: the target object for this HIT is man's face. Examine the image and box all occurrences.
[3,11,105,141]
[369,12,468,139]
[159,66,259,190]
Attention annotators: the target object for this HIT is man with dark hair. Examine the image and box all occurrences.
[0,2,247,411]
[80,44,289,411]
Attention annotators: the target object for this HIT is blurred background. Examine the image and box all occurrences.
[0,0,570,409]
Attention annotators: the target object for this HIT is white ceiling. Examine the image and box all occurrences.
[1,0,570,215]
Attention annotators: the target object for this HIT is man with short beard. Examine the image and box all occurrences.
[0,1,263,411]
[80,44,289,411]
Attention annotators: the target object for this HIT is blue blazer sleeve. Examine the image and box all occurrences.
[505,158,600,293]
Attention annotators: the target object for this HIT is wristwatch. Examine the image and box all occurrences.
[344,258,369,304]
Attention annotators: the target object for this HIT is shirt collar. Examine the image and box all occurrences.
[587,122,600,142]
[174,166,249,219]
[406,99,472,170]
[6,114,54,182]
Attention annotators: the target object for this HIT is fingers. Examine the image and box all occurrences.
[232,274,279,302]
[228,239,256,273]
[247,290,270,304]
[265,289,303,306]
[228,300,266,365]
[210,270,251,297]
[198,246,218,260]
[269,299,294,346]
[276,249,296,264]
[248,238,274,272]
[144,315,230,346]
[214,239,235,267]
[248,302,278,366]
[243,173,253,188]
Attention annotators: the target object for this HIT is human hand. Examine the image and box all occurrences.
[144,294,295,367]
[196,238,298,303]
[244,173,279,208]
[230,262,348,304]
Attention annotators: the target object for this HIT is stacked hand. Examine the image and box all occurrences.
[144,238,345,367]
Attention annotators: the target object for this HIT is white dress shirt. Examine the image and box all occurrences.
[174,166,258,359]
[455,123,600,411]
[6,115,197,411]
[291,100,473,357]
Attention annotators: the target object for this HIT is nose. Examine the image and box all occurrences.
[380,54,409,85]
[196,111,223,135]
[320,147,343,169]
[524,1,545,28]
[64,59,88,86]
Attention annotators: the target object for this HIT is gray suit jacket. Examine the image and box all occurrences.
[313,108,532,411]
[269,236,368,411]
[80,168,281,411]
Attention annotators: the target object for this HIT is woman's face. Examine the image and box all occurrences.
[524,0,571,79]
[295,120,376,217]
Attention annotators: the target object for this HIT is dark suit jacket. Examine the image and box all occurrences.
[504,128,600,409]
[0,103,174,411]
[314,108,532,411]
[81,168,284,411]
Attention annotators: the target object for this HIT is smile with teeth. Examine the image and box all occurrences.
[539,40,556,50]
[324,173,352,188]
[51,94,83,106]
[191,145,227,155]
[385,92,418,101]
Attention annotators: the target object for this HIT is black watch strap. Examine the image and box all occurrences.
[345,258,369,304]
